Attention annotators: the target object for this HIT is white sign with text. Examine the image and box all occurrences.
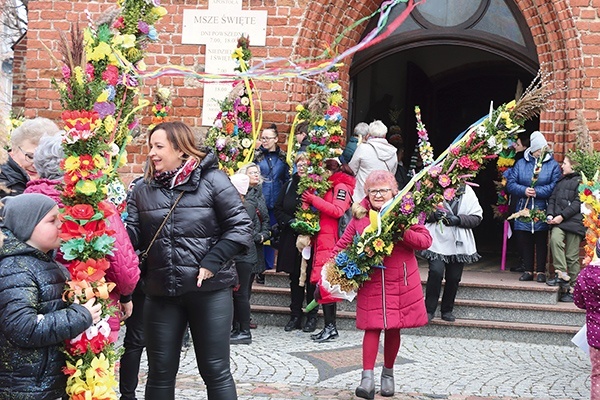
[182,0,267,125]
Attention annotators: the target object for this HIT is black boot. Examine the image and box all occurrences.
[230,329,252,345]
[284,316,302,332]
[311,303,338,342]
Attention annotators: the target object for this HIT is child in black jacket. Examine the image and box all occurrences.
[0,193,101,400]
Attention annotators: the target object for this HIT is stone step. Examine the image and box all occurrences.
[249,305,580,346]
[259,268,563,305]
[250,285,584,327]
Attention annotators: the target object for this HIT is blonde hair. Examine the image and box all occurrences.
[144,122,207,180]
[237,162,263,185]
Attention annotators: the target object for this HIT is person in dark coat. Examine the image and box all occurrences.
[506,131,561,282]
[331,170,432,399]
[254,123,290,275]
[274,152,317,332]
[125,122,253,400]
[0,193,101,400]
[546,154,586,301]
[302,159,355,340]
[340,122,368,165]
[0,117,60,198]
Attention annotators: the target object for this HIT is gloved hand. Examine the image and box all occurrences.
[443,214,461,226]
[427,210,445,223]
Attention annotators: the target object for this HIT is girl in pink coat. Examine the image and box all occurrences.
[301,159,355,340]
[331,170,432,399]
[24,134,139,342]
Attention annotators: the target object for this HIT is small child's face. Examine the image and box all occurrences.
[562,157,574,174]
[26,206,62,253]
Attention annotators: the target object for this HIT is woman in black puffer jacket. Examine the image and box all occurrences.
[126,122,253,400]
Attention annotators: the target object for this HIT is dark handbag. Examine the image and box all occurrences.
[138,191,184,276]
[338,194,354,238]
[269,223,281,249]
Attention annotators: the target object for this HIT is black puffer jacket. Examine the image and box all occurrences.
[0,229,92,400]
[126,151,253,297]
[0,156,29,198]
[547,172,586,237]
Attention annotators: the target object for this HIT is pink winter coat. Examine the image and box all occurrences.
[24,179,140,333]
[308,171,355,284]
[332,201,432,330]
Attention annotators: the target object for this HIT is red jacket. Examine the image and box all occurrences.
[25,179,140,333]
[333,202,432,330]
[308,171,355,284]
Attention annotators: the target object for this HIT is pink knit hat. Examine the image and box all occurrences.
[230,174,250,195]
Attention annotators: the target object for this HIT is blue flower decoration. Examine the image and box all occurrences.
[335,251,349,266]
[343,262,361,279]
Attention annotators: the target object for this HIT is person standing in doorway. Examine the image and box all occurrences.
[254,124,290,279]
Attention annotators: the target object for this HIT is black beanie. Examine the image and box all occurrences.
[1,193,57,242]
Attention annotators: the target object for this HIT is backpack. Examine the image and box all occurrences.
[337,194,353,238]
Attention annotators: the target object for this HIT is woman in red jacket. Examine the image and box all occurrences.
[301,158,355,339]
[332,170,432,399]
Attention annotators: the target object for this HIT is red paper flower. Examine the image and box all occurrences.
[102,65,120,86]
[67,204,95,220]
[60,220,86,241]
[97,201,116,218]
[71,258,110,281]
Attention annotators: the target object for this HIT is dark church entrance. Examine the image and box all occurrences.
[348,1,539,261]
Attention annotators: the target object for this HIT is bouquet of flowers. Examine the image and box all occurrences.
[48,0,167,398]
[315,74,551,302]
[148,87,171,130]
[415,105,434,167]
[490,147,517,219]
[579,169,600,263]
[291,69,345,236]
[204,35,259,175]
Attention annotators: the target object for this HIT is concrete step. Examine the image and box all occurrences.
[249,305,580,346]
[260,269,562,305]
[250,285,584,327]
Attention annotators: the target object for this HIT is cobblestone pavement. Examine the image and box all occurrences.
[122,326,590,399]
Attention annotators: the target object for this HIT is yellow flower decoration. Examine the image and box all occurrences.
[296,104,305,112]
[373,238,385,252]
[64,156,81,172]
[76,180,98,196]
[153,6,168,17]
[73,66,85,85]
[118,152,128,167]
[97,90,110,103]
[104,115,116,134]
[93,154,106,169]
[385,242,394,255]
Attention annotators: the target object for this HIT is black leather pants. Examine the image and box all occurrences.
[144,288,237,400]
[233,261,253,331]
[119,285,146,400]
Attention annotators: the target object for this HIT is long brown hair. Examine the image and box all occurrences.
[144,122,207,180]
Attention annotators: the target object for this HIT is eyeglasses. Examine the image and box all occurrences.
[368,188,392,196]
[18,146,34,162]
[260,136,277,141]
[296,162,308,168]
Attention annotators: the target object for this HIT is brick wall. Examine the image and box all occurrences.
[11,34,27,111]
[20,0,600,183]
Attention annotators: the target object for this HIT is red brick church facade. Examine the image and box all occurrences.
[12,0,600,184]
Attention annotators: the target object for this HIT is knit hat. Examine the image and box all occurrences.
[529,131,548,153]
[0,193,57,242]
[230,174,250,196]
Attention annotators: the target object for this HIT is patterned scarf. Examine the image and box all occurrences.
[153,158,199,188]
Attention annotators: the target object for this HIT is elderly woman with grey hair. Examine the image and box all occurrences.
[24,133,139,344]
[0,117,60,198]
[348,120,398,201]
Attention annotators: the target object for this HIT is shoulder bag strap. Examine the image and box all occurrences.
[139,191,185,260]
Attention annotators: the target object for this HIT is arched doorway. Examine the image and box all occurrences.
[349,0,539,255]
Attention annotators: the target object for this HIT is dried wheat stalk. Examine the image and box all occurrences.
[511,69,554,122]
